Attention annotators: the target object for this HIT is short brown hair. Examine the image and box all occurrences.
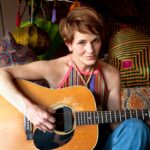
[59,6,104,43]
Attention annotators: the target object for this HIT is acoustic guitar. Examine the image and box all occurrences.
[0,79,149,150]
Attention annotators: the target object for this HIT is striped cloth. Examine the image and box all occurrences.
[108,24,150,88]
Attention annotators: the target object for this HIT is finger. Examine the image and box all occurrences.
[48,115,56,123]
[37,123,54,132]
[43,121,55,131]
[46,108,56,114]
[42,112,56,123]
[36,125,48,132]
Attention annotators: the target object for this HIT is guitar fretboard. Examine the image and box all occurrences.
[75,109,150,125]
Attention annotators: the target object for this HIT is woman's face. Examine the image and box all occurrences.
[66,31,101,70]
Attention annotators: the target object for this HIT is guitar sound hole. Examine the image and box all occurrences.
[33,106,74,150]
[55,106,74,133]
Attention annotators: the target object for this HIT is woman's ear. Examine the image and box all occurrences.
[65,42,72,52]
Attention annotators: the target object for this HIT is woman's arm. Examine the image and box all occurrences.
[0,61,56,132]
[100,61,121,129]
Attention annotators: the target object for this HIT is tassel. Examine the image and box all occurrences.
[16,0,22,27]
[69,0,80,12]
[51,8,56,23]
[16,8,21,27]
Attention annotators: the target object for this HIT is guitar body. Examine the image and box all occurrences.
[0,79,98,150]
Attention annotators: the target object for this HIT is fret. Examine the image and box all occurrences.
[105,111,108,123]
[109,111,112,123]
[136,109,138,119]
[79,112,82,125]
[89,112,92,124]
[106,111,108,123]
[96,111,99,123]
[124,110,127,120]
[106,111,111,123]
[96,111,100,123]
[129,110,132,118]
[115,110,119,122]
[139,110,144,119]
[131,110,133,118]
[101,111,103,123]
[131,110,136,118]
[90,112,93,124]
[142,110,144,120]
[144,110,148,119]
[93,112,96,124]
[111,110,115,123]
[83,112,86,125]
[86,112,89,125]
[137,110,142,119]
[76,112,80,125]
[87,112,90,124]
[114,110,117,122]
[119,110,122,122]
[91,112,94,124]
[121,110,125,121]
[132,110,136,118]
[126,109,130,119]
[80,112,83,125]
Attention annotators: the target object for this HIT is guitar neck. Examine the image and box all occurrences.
[75,109,150,125]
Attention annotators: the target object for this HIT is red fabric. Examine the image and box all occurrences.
[16,10,21,27]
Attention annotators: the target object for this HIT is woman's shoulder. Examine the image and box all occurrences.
[97,59,120,92]
[36,54,71,68]
[38,55,71,86]
[98,59,120,77]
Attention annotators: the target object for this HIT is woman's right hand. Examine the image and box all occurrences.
[24,103,56,132]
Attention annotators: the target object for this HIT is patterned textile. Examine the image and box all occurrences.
[108,24,150,88]
[121,87,150,109]
[0,31,37,67]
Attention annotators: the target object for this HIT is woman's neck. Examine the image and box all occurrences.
[70,55,96,72]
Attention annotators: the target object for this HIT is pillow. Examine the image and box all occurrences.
[108,24,150,88]
[0,31,37,67]
[121,87,150,109]
[12,24,50,55]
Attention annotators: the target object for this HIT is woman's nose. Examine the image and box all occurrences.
[86,43,94,53]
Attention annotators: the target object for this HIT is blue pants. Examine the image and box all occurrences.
[102,119,150,150]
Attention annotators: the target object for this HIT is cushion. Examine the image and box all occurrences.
[12,24,51,55]
[121,87,150,109]
[108,24,150,88]
[0,31,37,67]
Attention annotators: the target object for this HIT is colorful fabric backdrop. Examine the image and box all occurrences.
[0,32,37,67]
[121,87,150,109]
[108,24,150,88]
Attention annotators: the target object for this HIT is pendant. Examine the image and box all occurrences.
[84,83,88,88]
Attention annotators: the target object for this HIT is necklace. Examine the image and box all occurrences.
[73,61,94,87]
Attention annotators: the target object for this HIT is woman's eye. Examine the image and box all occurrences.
[93,38,100,43]
[78,41,85,45]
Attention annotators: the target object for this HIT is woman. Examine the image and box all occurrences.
[0,6,149,150]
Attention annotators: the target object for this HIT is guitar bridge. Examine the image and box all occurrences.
[24,116,33,140]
